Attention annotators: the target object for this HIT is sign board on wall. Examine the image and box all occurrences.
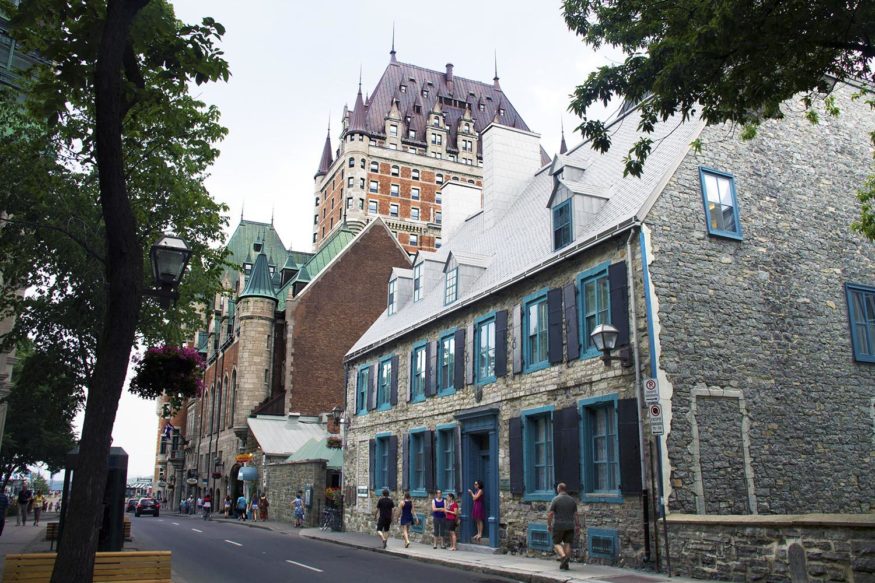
[644,378,660,404]
[649,403,665,435]
[356,486,368,498]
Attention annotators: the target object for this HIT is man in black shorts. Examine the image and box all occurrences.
[375,488,395,549]
[547,482,580,570]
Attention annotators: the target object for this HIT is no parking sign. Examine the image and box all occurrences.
[648,403,664,435]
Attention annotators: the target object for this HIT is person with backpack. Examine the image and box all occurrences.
[236,494,248,520]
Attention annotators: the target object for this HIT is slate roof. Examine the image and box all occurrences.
[346,60,529,157]
[348,109,705,358]
[275,226,357,311]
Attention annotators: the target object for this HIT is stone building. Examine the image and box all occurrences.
[312,47,541,255]
[342,81,874,581]
[176,217,410,505]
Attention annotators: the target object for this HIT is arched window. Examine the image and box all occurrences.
[412,169,420,180]
[208,384,216,435]
[348,157,355,168]
[391,165,400,176]
[230,369,237,427]
[215,378,223,433]
[222,374,229,428]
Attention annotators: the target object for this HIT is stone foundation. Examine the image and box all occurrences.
[265,460,327,527]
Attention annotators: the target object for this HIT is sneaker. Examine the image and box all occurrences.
[560,556,570,570]
[382,539,387,549]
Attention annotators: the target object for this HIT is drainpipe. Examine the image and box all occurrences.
[626,228,650,562]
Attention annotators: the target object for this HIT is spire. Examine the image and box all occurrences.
[240,242,277,302]
[315,119,333,178]
[559,118,568,154]
[348,74,368,134]
[493,51,501,91]
[390,23,397,64]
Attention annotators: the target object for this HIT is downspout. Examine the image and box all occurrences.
[625,227,650,562]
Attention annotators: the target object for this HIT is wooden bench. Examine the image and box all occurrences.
[44,522,58,541]
[3,551,171,582]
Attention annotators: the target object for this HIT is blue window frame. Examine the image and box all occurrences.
[523,290,549,372]
[355,365,371,415]
[374,433,392,492]
[846,283,875,363]
[522,406,554,501]
[588,527,619,559]
[699,167,742,239]
[413,263,423,302]
[527,523,552,551]
[577,262,610,358]
[444,267,458,305]
[552,199,573,250]
[475,313,496,384]
[410,342,427,402]
[408,429,427,496]
[437,331,456,395]
[436,424,457,495]
[579,395,622,503]
[387,279,397,315]
[377,356,393,410]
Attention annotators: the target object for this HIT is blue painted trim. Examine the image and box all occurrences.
[521,406,555,501]
[578,394,618,408]
[444,267,459,306]
[579,394,621,499]
[522,289,550,373]
[437,329,458,396]
[375,431,393,438]
[474,312,498,385]
[698,166,743,240]
[377,354,394,410]
[522,405,556,416]
[576,261,611,360]
[408,428,428,494]
[409,426,428,434]
[527,522,552,551]
[845,283,875,363]
[639,231,658,380]
[411,512,426,532]
[374,434,392,493]
[410,341,428,403]
[582,493,625,504]
[436,422,458,431]
[552,198,573,251]
[587,527,619,559]
[355,363,372,416]
[435,426,458,496]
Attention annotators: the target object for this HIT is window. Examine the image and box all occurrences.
[369,180,378,193]
[367,200,379,215]
[475,314,496,384]
[356,366,371,414]
[478,103,485,112]
[411,187,420,200]
[389,124,398,136]
[348,157,354,168]
[699,167,742,239]
[346,197,353,208]
[444,268,458,305]
[436,191,442,204]
[390,184,399,196]
[377,357,393,410]
[359,198,364,209]
[523,407,554,500]
[370,161,379,172]
[412,169,420,180]
[347,177,353,188]
[578,263,610,357]
[846,283,875,362]
[387,279,397,315]
[523,291,549,371]
[313,214,318,225]
[389,143,397,150]
[408,129,416,139]
[400,84,407,93]
[409,234,418,247]
[359,177,365,188]
[408,430,426,494]
[435,238,442,249]
[431,133,442,145]
[436,425,457,494]
[437,331,455,395]
[391,165,399,176]
[580,396,620,499]
[410,343,426,402]
[436,173,444,185]
[390,203,399,217]
[312,233,317,243]
[411,207,420,221]
[435,211,442,224]
[553,199,573,250]
[374,434,391,490]
[413,263,422,302]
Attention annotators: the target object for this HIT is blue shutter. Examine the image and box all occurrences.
[608,262,629,346]
[509,417,524,495]
[562,283,580,361]
[554,406,581,494]
[512,304,522,374]
[454,426,463,494]
[426,341,437,397]
[423,430,435,493]
[390,354,399,406]
[402,432,410,491]
[494,310,508,377]
[388,435,399,491]
[369,439,376,491]
[465,323,475,385]
[453,329,465,390]
[367,364,377,411]
[547,287,564,364]
[618,399,642,494]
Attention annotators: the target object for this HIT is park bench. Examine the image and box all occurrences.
[46,518,130,543]
[3,551,171,582]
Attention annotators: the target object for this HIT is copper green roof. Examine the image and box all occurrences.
[224,220,288,289]
[240,250,276,301]
[275,227,356,311]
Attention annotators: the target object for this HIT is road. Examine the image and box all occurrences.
[131,514,519,583]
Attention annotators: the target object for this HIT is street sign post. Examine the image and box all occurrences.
[649,403,665,435]
[644,377,660,404]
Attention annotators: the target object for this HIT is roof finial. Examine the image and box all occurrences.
[271,205,274,226]
[390,23,397,64]
[559,117,568,155]
[240,202,244,222]
[358,64,362,92]
[493,50,501,90]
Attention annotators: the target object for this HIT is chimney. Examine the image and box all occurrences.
[481,123,542,230]
[438,182,482,245]
[445,63,454,93]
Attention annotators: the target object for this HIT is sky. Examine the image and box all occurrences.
[96,0,621,479]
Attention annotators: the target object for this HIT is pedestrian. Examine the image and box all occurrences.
[202,493,212,520]
[445,492,460,551]
[398,491,417,548]
[248,496,257,521]
[17,482,32,527]
[0,489,8,536]
[293,492,304,527]
[33,491,45,526]
[468,480,485,542]
[547,482,580,571]
[196,496,202,515]
[236,494,248,521]
[258,493,269,521]
[223,495,231,517]
[431,489,447,549]
[375,488,394,549]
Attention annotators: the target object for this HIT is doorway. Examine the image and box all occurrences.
[459,409,499,547]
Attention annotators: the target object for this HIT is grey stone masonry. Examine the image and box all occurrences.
[265,459,327,527]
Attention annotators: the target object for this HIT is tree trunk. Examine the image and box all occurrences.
[50,1,148,581]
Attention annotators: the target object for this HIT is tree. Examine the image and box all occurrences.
[562,0,875,240]
[0,1,230,580]
[0,345,79,490]
[31,473,49,495]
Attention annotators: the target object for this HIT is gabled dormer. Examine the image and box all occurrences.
[443,251,490,305]
[387,267,413,315]
[384,97,404,150]
[411,251,445,303]
[546,155,609,250]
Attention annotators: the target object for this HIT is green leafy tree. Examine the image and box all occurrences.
[31,473,49,495]
[0,344,80,490]
[562,0,875,240]
[0,1,230,579]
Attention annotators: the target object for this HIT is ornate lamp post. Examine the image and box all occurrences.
[145,233,192,307]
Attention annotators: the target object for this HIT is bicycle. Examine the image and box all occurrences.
[320,508,337,532]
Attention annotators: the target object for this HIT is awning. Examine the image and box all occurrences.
[238,466,258,481]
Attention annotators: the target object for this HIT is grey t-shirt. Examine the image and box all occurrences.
[549,492,578,530]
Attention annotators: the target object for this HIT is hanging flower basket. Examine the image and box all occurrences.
[326,436,342,449]
[129,345,205,417]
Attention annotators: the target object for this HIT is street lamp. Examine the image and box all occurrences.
[590,324,632,367]
[145,233,192,307]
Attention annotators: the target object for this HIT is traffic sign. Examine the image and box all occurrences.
[648,403,664,435]
[644,378,660,404]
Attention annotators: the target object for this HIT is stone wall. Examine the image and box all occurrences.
[265,460,327,527]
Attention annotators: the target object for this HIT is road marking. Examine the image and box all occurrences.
[192,528,203,533]
[225,540,242,547]
[172,522,180,526]
[286,560,323,573]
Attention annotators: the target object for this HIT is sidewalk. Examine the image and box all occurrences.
[0,516,57,579]
[173,512,723,583]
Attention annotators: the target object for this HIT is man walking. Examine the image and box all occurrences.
[547,482,580,570]
[375,488,395,549]
[17,482,32,527]
[0,489,9,536]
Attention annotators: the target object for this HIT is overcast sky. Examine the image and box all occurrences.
[94,0,620,479]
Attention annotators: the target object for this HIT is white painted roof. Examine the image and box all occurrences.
[246,415,329,456]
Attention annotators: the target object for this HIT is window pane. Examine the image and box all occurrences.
[704,174,721,203]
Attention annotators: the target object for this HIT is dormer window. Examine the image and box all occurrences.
[422,89,429,98]
[389,124,398,136]
[408,129,416,139]
[400,84,407,93]
[243,262,253,275]
[444,268,458,305]
[478,103,485,112]
[553,199,573,250]
[387,279,397,315]
[413,263,422,302]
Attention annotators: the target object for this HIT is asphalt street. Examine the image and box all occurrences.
[131,514,520,583]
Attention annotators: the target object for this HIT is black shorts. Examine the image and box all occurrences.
[446,518,457,532]
[552,528,574,545]
[377,518,391,532]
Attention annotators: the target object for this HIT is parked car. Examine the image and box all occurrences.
[135,498,160,517]
[125,498,138,513]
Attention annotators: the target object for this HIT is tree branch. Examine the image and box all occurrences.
[0,217,105,265]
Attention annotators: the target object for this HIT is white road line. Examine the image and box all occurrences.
[225,540,242,547]
[191,528,203,533]
[286,560,323,573]
[172,522,180,526]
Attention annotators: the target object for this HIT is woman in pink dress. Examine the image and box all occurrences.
[468,480,485,542]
